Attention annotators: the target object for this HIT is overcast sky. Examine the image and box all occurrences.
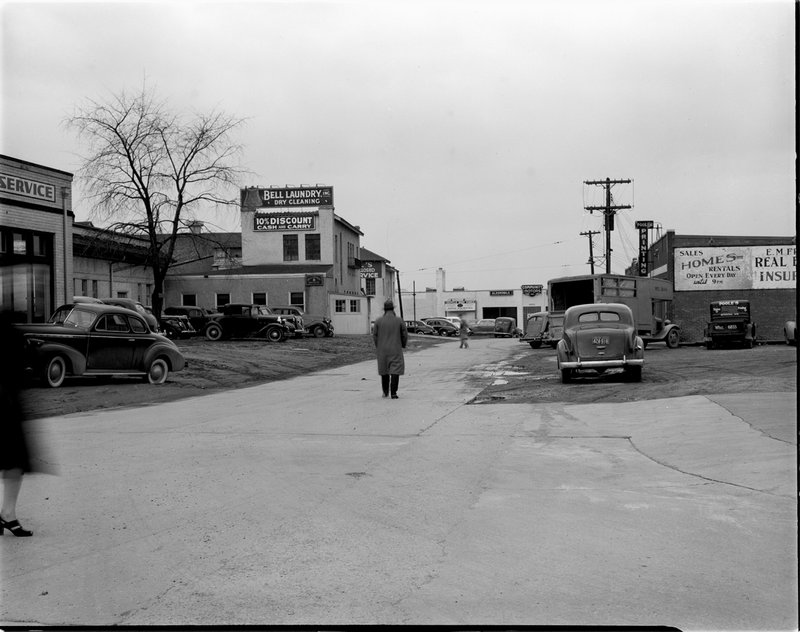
[1,0,795,292]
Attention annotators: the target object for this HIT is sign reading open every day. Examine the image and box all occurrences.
[254,212,317,232]
[674,245,796,290]
[257,186,333,208]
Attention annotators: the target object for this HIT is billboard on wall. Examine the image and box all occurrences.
[0,172,56,203]
[257,186,333,208]
[674,245,796,290]
[360,261,381,278]
[254,211,317,231]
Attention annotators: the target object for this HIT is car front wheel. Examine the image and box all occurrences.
[666,328,680,349]
[205,323,223,341]
[44,355,67,388]
[312,325,327,338]
[146,358,169,384]
[267,327,285,342]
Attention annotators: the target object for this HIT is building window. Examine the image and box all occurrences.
[216,293,230,309]
[335,299,346,313]
[305,234,321,260]
[117,290,128,298]
[81,279,88,296]
[182,294,197,306]
[364,278,376,296]
[289,292,304,307]
[252,292,266,305]
[350,299,360,313]
[283,234,299,261]
[92,280,98,298]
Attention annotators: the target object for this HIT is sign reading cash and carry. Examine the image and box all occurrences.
[254,212,317,231]
[258,186,333,208]
[674,245,796,290]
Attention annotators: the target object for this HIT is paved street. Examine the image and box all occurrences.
[2,338,796,629]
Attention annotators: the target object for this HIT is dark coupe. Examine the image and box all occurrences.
[16,302,186,388]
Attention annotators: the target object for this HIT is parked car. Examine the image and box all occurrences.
[556,303,644,383]
[442,316,463,330]
[493,316,519,338]
[421,318,459,336]
[270,305,334,338]
[521,311,562,349]
[203,303,295,342]
[158,313,196,339]
[17,302,186,388]
[163,306,218,333]
[469,318,496,335]
[405,320,436,335]
[99,297,159,333]
[784,320,797,345]
[703,300,756,349]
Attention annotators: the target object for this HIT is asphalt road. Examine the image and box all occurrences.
[2,337,796,629]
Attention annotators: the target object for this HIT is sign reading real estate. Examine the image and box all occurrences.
[360,261,381,278]
[257,186,333,208]
[254,211,317,232]
[0,172,57,203]
[674,245,796,290]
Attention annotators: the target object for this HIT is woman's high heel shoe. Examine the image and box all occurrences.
[0,516,33,537]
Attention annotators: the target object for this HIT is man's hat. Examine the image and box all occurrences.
[384,299,394,310]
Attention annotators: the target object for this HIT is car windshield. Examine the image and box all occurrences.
[60,306,97,328]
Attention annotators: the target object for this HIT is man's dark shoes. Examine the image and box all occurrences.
[391,394,399,399]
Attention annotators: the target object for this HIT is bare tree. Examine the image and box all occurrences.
[66,83,247,317]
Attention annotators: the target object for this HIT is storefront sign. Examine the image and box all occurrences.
[444,298,477,310]
[257,186,333,208]
[360,261,381,278]
[521,284,543,296]
[490,290,514,296]
[0,173,56,203]
[254,212,317,231]
[674,245,796,290]
[305,274,324,287]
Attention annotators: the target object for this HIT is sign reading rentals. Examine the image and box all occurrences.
[0,173,56,203]
[674,245,796,290]
[258,186,333,208]
[254,212,317,232]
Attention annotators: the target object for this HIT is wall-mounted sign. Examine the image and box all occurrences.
[521,284,543,296]
[257,186,333,208]
[674,245,796,290]
[489,290,514,296]
[305,274,324,287]
[635,220,654,229]
[0,173,56,203]
[360,260,381,278]
[254,211,317,232]
[444,298,477,310]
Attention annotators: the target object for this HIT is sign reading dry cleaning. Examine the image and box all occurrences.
[258,186,333,208]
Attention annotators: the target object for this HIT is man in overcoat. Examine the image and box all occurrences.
[372,299,408,399]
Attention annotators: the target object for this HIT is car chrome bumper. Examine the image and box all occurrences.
[559,357,644,369]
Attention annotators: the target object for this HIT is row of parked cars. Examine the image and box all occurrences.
[405,316,522,338]
[11,298,336,388]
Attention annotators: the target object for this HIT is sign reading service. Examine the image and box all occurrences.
[0,173,56,203]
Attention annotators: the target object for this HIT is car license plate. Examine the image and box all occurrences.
[592,336,609,345]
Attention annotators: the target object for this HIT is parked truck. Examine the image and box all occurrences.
[547,273,681,348]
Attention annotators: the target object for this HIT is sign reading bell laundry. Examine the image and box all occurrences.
[258,186,333,208]
[254,211,317,231]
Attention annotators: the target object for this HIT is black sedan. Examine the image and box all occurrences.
[15,302,186,388]
[405,320,437,335]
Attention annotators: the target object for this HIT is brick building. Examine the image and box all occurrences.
[630,231,796,342]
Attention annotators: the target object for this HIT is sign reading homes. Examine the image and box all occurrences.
[258,186,333,208]
[0,173,56,203]
[674,245,796,290]
[254,212,317,232]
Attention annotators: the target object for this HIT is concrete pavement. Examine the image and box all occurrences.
[1,337,796,629]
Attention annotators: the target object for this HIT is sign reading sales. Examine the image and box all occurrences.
[258,186,333,208]
[674,245,796,290]
[254,212,317,231]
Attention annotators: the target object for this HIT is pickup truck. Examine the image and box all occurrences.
[203,303,295,342]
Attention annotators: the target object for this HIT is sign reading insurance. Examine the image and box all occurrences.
[254,211,317,231]
[257,186,333,208]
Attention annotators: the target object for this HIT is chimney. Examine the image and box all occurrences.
[436,268,446,293]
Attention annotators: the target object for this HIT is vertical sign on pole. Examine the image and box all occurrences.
[635,220,654,276]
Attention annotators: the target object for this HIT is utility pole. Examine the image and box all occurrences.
[584,177,632,274]
[579,230,600,274]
